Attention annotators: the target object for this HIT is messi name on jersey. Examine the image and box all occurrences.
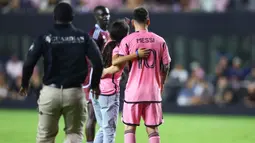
[136,38,155,43]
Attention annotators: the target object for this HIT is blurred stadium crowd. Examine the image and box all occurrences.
[1,0,255,13]
[0,54,254,108]
[0,55,41,101]
[0,0,255,108]
[164,56,255,108]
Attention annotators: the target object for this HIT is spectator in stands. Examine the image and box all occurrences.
[200,0,230,12]
[170,64,188,84]
[5,55,23,81]
[1,0,37,13]
[171,0,230,12]
[214,76,234,106]
[125,0,144,10]
[177,62,213,106]
[226,57,249,81]
[1,0,19,13]
[177,77,213,106]
[214,0,230,12]
[213,56,229,86]
[164,64,188,103]
[0,72,8,100]
[176,0,192,12]
[0,0,8,11]
[190,61,205,80]
[214,57,251,105]
[176,78,195,106]
[244,67,255,107]
[225,57,250,99]
[32,0,60,12]
[79,0,123,12]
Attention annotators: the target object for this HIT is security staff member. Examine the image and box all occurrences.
[19,2,103,143]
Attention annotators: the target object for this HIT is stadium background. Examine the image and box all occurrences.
[0,0,255,143]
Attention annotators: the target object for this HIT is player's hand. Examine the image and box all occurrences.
[138,48,150,58]
[91,86,100,99]
[19,87,28,97]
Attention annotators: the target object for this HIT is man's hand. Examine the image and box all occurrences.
[19,87,28,97]
[137,48,150,58]
[91,86,100,99]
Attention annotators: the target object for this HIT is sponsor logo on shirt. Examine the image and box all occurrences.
[47,36,85,44]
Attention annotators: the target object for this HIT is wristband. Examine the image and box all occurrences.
[136,50,139,58]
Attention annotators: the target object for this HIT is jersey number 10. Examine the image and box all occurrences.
[138,49,156,69]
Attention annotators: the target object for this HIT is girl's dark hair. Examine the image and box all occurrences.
[102,19,129,68]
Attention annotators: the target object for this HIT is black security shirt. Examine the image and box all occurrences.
[21,24,103,89]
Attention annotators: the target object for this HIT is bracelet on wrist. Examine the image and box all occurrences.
[136,50,139,58]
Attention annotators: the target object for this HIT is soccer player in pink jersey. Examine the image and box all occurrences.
[91,19,149,143]
[112,7,171,143]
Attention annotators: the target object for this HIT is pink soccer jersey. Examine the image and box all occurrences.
[119,30,171,102]
[100,46,123,95]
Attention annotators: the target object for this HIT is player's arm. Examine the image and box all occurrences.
[160,42,171,94]
[112,48,150,66]
[20,36,43,96]
[160,64,170,91]
[85,36,104,90]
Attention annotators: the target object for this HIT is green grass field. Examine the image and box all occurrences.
[0,109,254,143]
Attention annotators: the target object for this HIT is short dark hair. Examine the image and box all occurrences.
[133,7,149,24]
[109,19,129,43]
[93,5,107,13]
[54,2,73,23]
[102,19,129,67]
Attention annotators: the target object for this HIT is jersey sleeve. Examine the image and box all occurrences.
[112,46,119,57]
[162,42,171,65]
[22,35,43,88]
[118,38,129,56]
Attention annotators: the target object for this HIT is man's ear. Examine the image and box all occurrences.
[131,19,135,27]
[147,19,150,26]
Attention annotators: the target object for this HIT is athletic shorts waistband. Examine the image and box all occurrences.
[124,100,161,104]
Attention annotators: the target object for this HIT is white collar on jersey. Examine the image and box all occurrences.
[95,24,107,32]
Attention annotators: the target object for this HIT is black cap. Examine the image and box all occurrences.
[54,2,74,23]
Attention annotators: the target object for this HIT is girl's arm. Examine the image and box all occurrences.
[102,66,121,78]
[112,48,150,66]
[101,55,121,78]
[102,48,150,77]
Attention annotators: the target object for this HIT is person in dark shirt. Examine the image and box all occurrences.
[89,6,110,51]
[19,2,103,143]
[82,6,110,143]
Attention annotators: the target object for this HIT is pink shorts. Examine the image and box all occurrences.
[122,102,163,127]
